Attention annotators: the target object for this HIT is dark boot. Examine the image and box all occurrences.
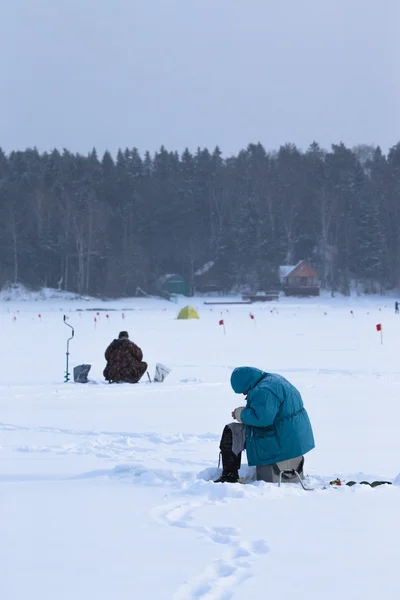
[214,425,242,483]
[214,472,239,483]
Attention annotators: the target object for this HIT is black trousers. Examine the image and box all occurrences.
[219,425,242,473]
[219,424,305,482]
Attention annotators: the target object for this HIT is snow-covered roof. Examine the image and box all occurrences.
[279,265,296,280]
[194,261,215,277]
[279,261,304,281]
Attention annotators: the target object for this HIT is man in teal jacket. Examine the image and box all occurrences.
[215,367,315,483]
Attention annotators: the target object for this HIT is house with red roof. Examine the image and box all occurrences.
[279,261,320,296]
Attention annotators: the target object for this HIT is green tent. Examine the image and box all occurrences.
[177,306,200,320]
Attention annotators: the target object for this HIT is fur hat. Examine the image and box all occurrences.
[118,331,129,339]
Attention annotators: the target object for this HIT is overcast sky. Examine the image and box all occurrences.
[1,0,399,157]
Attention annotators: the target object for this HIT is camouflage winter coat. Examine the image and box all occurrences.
[103,338,148,383]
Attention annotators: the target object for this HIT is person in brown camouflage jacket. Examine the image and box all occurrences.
[103,331,148,383]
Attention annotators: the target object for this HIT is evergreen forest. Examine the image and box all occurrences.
[0,141,398,297]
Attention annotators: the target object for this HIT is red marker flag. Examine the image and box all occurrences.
[249,313,254,320]
[376,323,383,345]
[219,318,226,335]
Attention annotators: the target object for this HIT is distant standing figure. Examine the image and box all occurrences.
[396,302,399,314]
[103,331,147,383]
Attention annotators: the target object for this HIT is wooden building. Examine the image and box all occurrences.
[279,261,320,296]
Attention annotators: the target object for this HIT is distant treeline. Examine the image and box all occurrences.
[0,141,399,297]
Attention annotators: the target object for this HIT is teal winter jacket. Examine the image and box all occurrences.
[231,367,315,466]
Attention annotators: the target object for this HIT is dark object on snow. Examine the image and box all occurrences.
[395,302,399,314]
[103,334,147,383]
[348,480,392,487]
[332,479,392,487]
[73,364,91,383]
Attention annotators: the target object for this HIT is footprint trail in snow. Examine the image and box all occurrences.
[153,498,269,599]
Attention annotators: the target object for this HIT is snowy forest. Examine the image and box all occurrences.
[0,141,398,297]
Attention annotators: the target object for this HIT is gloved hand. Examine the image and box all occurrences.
[231,407,245,422]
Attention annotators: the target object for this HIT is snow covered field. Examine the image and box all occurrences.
[1,291,400,599]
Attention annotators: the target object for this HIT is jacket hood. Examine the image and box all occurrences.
[230,367,266,394]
